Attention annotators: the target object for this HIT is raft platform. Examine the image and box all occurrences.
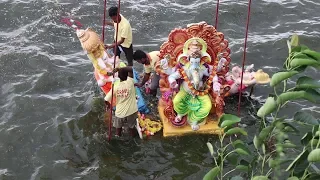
[158,105,223,137]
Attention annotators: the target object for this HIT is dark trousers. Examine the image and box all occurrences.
[115,44,133,66]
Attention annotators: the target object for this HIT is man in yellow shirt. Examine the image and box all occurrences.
[133,50,160,96]
[104,7,133,66]
[104,66,138,137]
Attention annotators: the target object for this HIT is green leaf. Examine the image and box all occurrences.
[287,177,299,180]
[293,111,320,125]
[269,158,293,168]
[230,176,244,180]
[301,132,313,146]
[270,71,299,87]
[281,140,297,148]
[291,45,309,53]
[258,126,273,142]
[302,49,320,60]
[276,89,320,105]
[252,176,268,180]
[307,149,320,162]
[226,153,239,165]
[290,58,320,69]
[290,34,299,47]
[203,167,220,180]
[282,122,300,134]
[308,139,319,147]
[286,148,309,171]
[307,174,320,180]
[253,135,261,149]
[206,142,214,156]
[233,142,251,156]
[236,165,248,172]
[296,76,320,89]
[225,127,248,136]
[219,114,241,128]
[257,97,278,118]
[235,148,249,155]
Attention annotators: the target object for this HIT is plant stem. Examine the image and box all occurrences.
[266,168,273,177]
[223,169,236,178]
[261,154,266,174]
[283,80,287,92]
[223,150,236,161]
[301,164,311,180]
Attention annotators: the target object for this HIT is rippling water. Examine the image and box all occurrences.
[1,0,320,179]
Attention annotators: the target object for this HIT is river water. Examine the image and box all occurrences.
[1,0,320,179]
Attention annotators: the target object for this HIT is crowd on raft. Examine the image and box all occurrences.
[76,6,270,138]
[99,6,161,138]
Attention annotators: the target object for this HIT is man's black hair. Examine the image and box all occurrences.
[108,7,118,17]
[118,68,128,81]
[133,50,147,61]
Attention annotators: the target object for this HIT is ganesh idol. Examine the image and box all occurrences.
[76,28,124,95]
[165,38,222,131]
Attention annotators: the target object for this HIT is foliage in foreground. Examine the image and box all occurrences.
[204,34,320,180]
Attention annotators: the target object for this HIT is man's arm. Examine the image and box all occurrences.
[136,73,150,87]
[113,66,134,78]
[106,37,125,49]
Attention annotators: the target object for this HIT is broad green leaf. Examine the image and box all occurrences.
[203,166,220,180]
[276,89,320,105]
[253,135,261,149]
[296,76,320,89]
[206,142,214,156]
[287,177,299,180]
[233,142,251,155]
[307,149,320,162]
[219,114,241,128]
[269,158,293,168]
[236,165,248,172]
[301,132,313,146]
[230,176,244,180]
[258,126,273,142]
[282,122,300,134]
[307,174,320,180]
[225,127,248,136]
[290,58,320,69]
[270,71,299,87]
[252,176,268,180]
[302,49,320,60]
[286,148,309,171]
[233,139,245,146]
[276,91,305,105]
[293,111,320,125]
[257,97,277,118]
[293,159,309,177]
[308,139,319,147]
[291,45,309,53]
[226,153,239,165]
[281,140,297,148]
[235,148,249,155]
[290,34,299,47]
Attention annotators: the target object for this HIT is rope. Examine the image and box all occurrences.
[108,0,121,142]
[102,0,107,41]
[237,0,252,116]
[214,0,220,29]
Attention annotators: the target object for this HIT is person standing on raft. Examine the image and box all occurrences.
[104,67,138,137]
[104,6,134,66]
[133,50,160,97]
